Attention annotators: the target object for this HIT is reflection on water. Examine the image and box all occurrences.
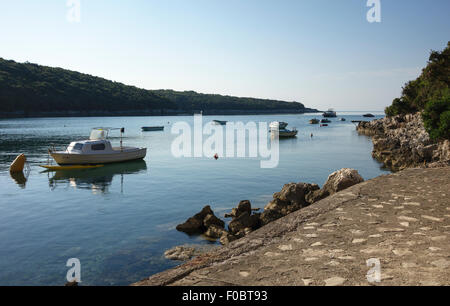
[10,171,28,188]
[45,160,147,194]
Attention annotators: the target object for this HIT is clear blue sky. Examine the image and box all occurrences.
[1,0,449,111]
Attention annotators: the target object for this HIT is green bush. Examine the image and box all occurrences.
[385,41,450,140]
[422,90,450,140]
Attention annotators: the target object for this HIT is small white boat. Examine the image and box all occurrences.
[49,128,147,165]
[270,122,298,138]
[269,121,289,130]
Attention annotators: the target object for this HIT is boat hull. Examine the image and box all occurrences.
[142,127,164,131]
[50,148,147,165]
[279,131,298,138]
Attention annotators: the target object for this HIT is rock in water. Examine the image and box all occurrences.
[176,217,204,234]
[176,205,216,234]
[203,214,225,229]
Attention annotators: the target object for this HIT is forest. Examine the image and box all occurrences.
[0,58,312,117]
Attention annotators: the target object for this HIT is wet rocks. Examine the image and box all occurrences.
[176,205,223,235]
[176,169,365,246]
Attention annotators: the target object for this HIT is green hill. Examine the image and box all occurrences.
[0,58,315,118]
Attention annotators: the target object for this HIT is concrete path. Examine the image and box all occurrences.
[134,167,450,286]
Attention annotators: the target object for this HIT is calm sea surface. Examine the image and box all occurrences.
[0,113,388,285]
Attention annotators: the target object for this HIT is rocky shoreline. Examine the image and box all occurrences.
[133,114,450,286]
[357,113,450,171]
[135,166,450,286]
[165,169,364,260]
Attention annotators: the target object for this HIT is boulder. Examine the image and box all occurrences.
[259,209,284,226]
[322,168,364,194]
[193,205,214,220]
[307,169,363,203]
[203,214,225,229]
[236,200,252,216]
[176,205,219,235]
[176,217,204,234]
[264,183,319,215]
[204,225,227,239]
[228,212,261,235]
[224,200,252,218]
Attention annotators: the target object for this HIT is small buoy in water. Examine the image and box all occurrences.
[214,153,219,160]
[10,154,26,173]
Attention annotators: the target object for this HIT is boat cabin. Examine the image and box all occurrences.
[66,139,115,154]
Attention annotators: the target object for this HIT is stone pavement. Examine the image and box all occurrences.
[134,167,450,286]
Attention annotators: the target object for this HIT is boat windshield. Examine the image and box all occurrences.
[90,129,108,140]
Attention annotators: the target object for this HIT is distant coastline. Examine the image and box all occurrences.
[0,108,320,119]
[0,58,319,119]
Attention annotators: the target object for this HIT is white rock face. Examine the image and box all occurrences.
[323,168,365,194]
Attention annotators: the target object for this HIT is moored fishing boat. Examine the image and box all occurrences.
[278,128,298,138]
[49,128,147,165]
[309,119,320,124]
[270,122,298,138]
[269,121,289,129]
[323,109,337,118]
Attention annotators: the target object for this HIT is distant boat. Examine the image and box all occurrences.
[309,119,320,124]
[323,109,337,118]
[142,126,164,132]
[321,119,331,124]
[339,118,346,121]
[269,121,289,129]
[278,128,298,138]
[320,124,328,127]
[363,114,375,118]
[213,120,228,125]
[270,122,298,138]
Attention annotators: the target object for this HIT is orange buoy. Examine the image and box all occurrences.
[10,154,26,173]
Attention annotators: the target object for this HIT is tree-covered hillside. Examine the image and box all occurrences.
[0,58,312,117]
[385,42,450,140]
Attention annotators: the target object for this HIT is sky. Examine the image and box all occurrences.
[0,0,449,111]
